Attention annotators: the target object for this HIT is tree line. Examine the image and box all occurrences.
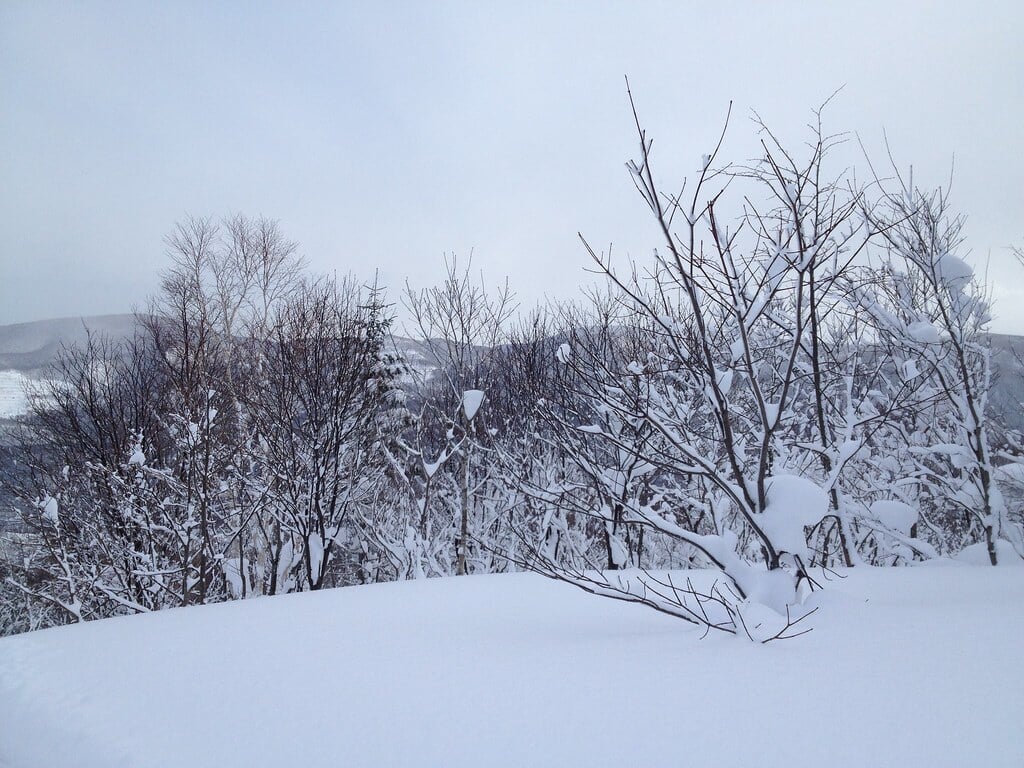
[2,102,1022,639]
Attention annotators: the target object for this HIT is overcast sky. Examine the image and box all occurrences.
[2,1,1022,331]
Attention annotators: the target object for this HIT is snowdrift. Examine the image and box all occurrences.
[1,568,1022,767]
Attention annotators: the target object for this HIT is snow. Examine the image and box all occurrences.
[757,474,828,558]
[222,558,244,598]
[901,358,921,379]
[869,499,918,536]
[729,337,745,362]
[39,494,59,526]
[608,534,628,568]
[0,369,31,418]
[906,321,941,344]
[307,533,324,576]
[715,367,734,393]
[462,389,484,422]
[995,462,1024,487]
[936,253,974,292]
[956,540,1024,566]
[2,568,1021,767]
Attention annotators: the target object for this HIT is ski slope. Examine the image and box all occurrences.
[0,567,1022,767]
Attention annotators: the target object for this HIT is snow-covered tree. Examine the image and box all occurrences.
[249,277,406,592]
[400,256,517,576]
[856,180,1024,563]
[1,217,409,630]
[509,95,895,639]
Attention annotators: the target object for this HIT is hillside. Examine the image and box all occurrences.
[0,567,1021,767]
[0,314,437,407]
[989,334,1024,430]
[0,314,143,375]
[1,317,1023,424]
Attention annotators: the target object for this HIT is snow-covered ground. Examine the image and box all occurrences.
[0,370,30,419]
[0,567,1021,767]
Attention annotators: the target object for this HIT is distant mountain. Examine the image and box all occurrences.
[988,334,1024,432]
[0,314,436,378]
[1,315,1023,430]
[0,315,443,420]
[0,314,142,375]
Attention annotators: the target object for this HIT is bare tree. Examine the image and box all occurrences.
[402,256,516,575]
[250,277,404,592]
[856,177,1024,563]
[509,91,894,639]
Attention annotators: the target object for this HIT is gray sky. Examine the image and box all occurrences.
[2,1,1023,331]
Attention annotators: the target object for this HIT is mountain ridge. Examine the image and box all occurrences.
[1,315,1022,429]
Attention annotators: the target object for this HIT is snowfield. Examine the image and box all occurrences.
[1,567,1022,767]
[0,370,30,419]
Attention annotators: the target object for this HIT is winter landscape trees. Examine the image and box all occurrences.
[2,104,1022,639]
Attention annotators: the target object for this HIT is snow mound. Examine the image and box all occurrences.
[757,474,829,558]
[956,540,1024,566]
[1,569,1022,767]
[869,499,918,535]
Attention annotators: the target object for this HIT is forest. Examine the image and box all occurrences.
[2,109,1022,642]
